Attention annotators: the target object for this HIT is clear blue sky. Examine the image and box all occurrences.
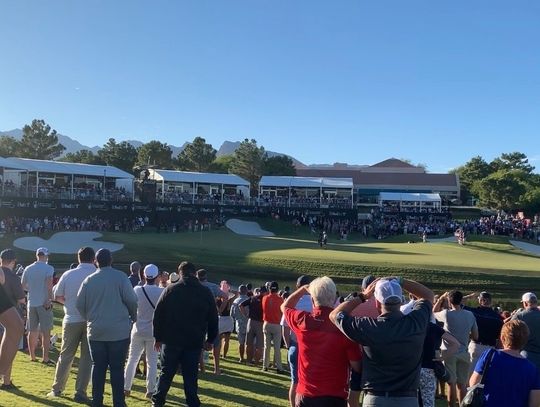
[1,1,539,172]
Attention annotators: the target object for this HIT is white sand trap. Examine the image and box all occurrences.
[225,219,274,237]
[510,240,540,256]
[14,232,124,254]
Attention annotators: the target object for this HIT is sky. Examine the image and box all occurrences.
[1,1,539,173]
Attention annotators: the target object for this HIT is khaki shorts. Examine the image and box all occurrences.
[444,350,471,385]
[27,306,54,332]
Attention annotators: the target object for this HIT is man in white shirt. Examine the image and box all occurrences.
[124,264,164,399]
[47,247,96,403]
[21,247,54,364]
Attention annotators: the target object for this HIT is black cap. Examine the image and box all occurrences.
[361,275,376,290]
[0,249,16,261]
[478,292,492,300]
[270,281,279,291]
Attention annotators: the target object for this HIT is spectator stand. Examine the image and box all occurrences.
[258,176,354,209]
[378,192,444,215]
[0,157,134,201]
[147,169,250,205]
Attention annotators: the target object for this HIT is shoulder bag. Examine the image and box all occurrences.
[460,348,496,407]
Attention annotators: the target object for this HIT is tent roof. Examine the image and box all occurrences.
[379,192,441,202]
[260,176,354,189]
[0,157,28,170]
[4,157,134,179]
[149,169,250,186]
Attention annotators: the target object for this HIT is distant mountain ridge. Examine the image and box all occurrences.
[0,128,306,167]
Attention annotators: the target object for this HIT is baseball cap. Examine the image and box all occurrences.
[478,291,492,301]
[522,292,537,303]
[169,272,180,283]
[269,281,279,291]
[36,247,49,256]
[144,264,159,279]
[374,279,403,305]
[361,275,376,290]
[0,249,16,261]
[297,275,311,287]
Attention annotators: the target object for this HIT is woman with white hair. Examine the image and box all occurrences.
[281,276,361,407]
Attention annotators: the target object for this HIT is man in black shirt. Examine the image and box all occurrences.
[241,286,267,365]
[464,291,503,374]
[152,261,218,407]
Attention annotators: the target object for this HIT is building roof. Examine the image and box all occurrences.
[260,176,353,189]
[4,157,134,179]
[379,192,441,203]
[0,157,28,170]
[370,158,417,168]
[148,169,250,186]
[296,169,458,189]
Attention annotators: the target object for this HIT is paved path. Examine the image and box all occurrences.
[225,219,274,237]
[510,240,540,256]
[14,231,124,254]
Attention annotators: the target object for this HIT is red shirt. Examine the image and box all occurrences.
[262,293,283,324]
[285,306,362,399]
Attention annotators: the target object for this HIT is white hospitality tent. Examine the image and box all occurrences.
[2,157,135,198]
[259,176,354,207]
[147,169,250,203]
[378,192,442,211]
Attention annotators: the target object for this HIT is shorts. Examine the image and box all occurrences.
[219,315,234,334]
[288,341,298,383]
[444,350,470,385]
[246,319,263,347]
[349,369,362,392]
[237,328,247,345]
[27,305,54,332]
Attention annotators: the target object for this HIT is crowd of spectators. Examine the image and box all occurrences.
[257,194,353,209]
[0,216,146,234]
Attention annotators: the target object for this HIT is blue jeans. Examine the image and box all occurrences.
[88,338,130,407]
[152,344,201,407]
[288,341,298,384]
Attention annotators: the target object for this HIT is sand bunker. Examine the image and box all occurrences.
[225,219,274,237]
[510,240,540,256]
[14,231,124,254]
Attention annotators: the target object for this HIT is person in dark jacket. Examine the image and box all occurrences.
[152,261,218,407]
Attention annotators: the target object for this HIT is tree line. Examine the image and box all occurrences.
[0,120,296,194]
[1,119,539,212]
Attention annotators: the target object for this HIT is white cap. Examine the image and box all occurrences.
[374,279,403,305]
[143,264,159,279]
[36,247,49,256]
[522,292,537,303]
[169,272,180,283]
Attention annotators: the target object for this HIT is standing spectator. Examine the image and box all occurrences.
[464,291,503,375]
[124,264,164,399]
[283,276,360,407]
[0,249,25,390]
[128,261,141,288]
[47,247,96,403]
[512,292,540,372]
[152,261,218,407]
[230,285,249,363]
[241,286,268,365]
[281,275,312,407]
[434,290,478,407]
[21,247,55,364]
[470,320,540,406]
[331,278,434,407]
[196,269,227,300]
[262,281,284,373]
[76,248,138,407]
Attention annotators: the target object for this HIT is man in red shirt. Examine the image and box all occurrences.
[282,276,361,407]
[262,281,284,373]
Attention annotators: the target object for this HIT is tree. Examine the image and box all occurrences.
[262,155,296,176]
[17,119,65,160]
[0,136,20,157]
[452,156,491,201]
[490,152,534,174]
[229,139,266,195]
[60,150,105,165]
[136,140,173,168]
[208,155,235,173]
[97,138,138,173]
[176,137,216,172]
[476,170,528,210]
